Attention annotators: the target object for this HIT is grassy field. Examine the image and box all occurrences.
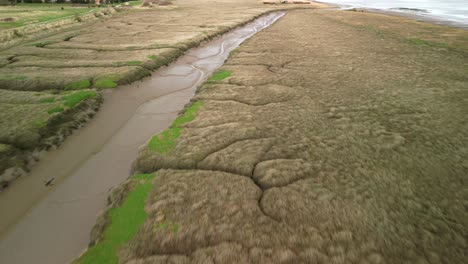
[0,3,98,30]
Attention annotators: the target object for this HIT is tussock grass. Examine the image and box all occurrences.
[0,143,10,153]
[153,222,179,233]
[148,101,203,153]
[77,173,155,264]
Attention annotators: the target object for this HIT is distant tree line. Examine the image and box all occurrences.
[2,0,132,4]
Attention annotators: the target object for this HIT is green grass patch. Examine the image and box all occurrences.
[407,38,449,48]
[148,127,182,154]
[153,222,179,233]
[172,101,203,127]
[132,173,154,181]
[33,119,48,128]
[95,79,117,89]
[39,97,55,103]
[147,55,158,60]
[95,76,119,89]
[0,143,12,153]
[0,75,28,81]
[65,79,91,90]
[209,70,231,81]
[62,90,97,107]
[47,106,64,114]
[124,61,143,66]
[77,173,155,264]
[148,101,203,154]
[128,1,143,6]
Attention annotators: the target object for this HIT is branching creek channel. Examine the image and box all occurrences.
[0,12,285,264]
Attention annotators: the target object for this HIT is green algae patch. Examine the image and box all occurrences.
[62,91,97,108]
[65,80,92,90]
[148,55,158,60]
[148,101,203,154]
[77,173,155,264]
[209,70,231,81]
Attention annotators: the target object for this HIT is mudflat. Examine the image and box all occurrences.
[113,8,468,264]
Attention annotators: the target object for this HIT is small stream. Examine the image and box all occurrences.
[0,12,284,264]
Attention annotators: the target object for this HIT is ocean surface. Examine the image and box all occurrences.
[318,0,468,26]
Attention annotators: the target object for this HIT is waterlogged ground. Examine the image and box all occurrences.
[100,9,468,264]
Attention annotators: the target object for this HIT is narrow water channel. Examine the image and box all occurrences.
[0,12,284,264]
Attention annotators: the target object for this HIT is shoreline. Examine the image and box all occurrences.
[313,0,468,29]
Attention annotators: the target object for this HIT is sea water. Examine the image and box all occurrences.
[318,0,468,26]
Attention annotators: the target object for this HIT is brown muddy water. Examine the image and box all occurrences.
[0,12,284,264]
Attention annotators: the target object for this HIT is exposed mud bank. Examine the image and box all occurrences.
[0,93,102,191]
[0,11,285,264]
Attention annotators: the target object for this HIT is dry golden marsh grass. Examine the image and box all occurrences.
[127,9,468,264]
